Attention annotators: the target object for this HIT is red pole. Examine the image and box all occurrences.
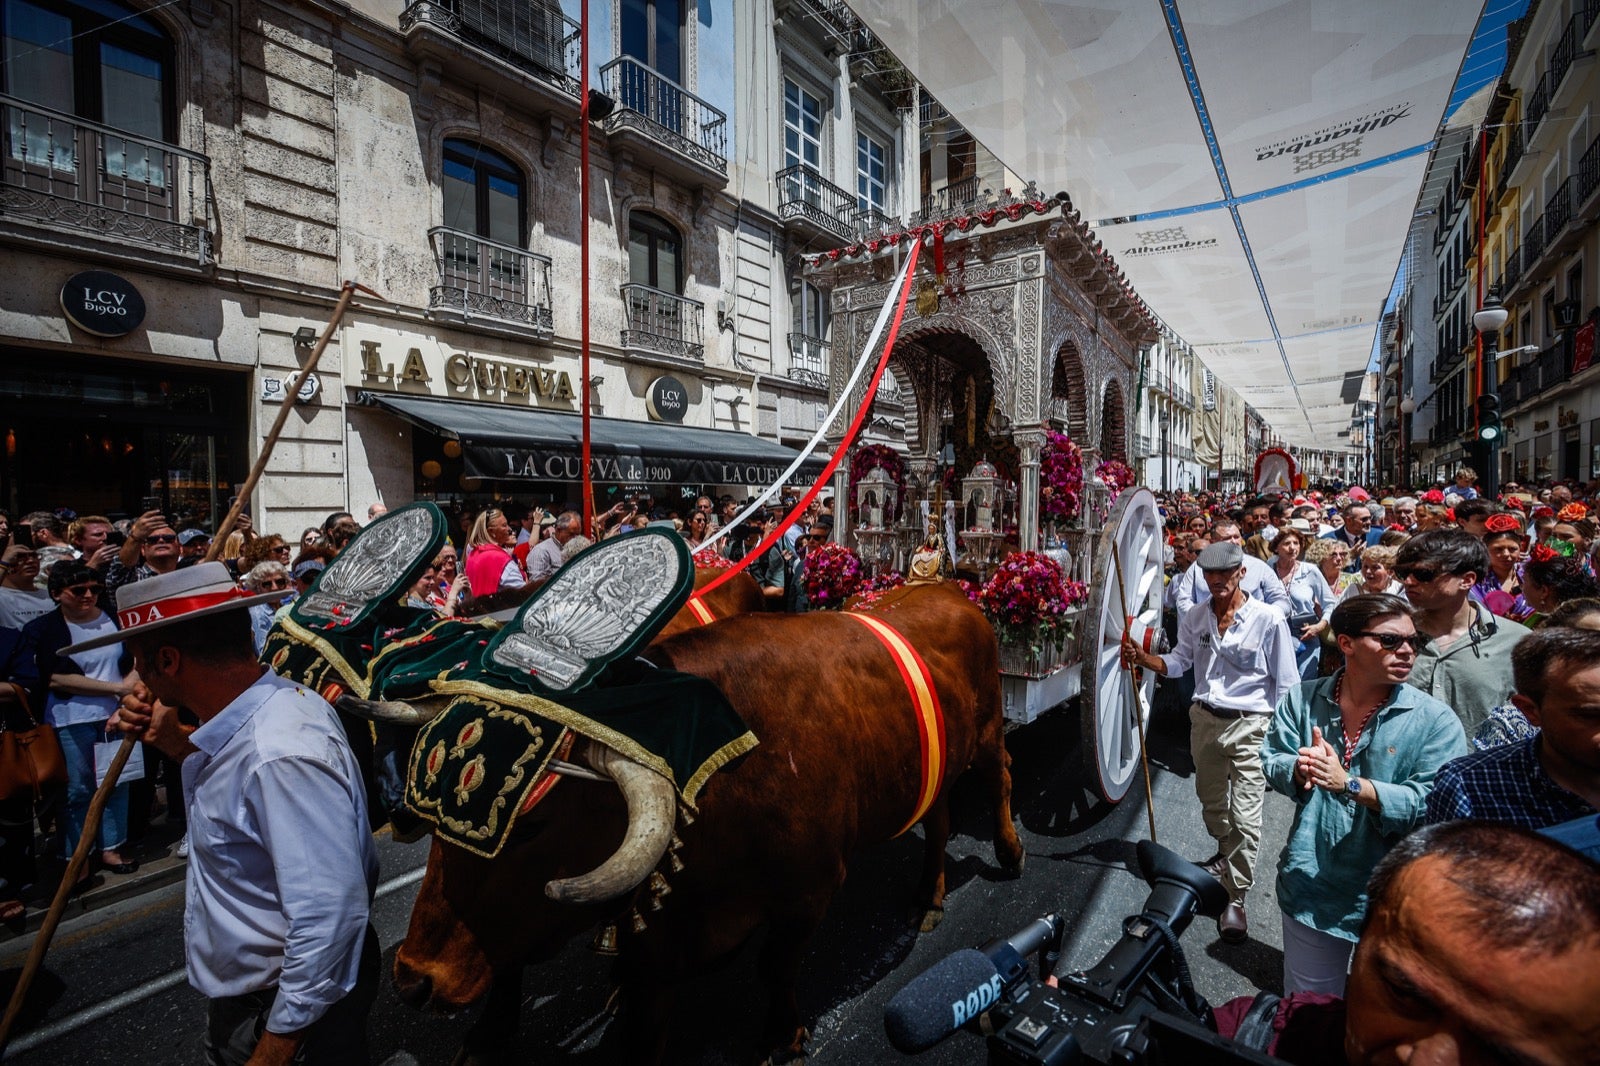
[579,0,595,535]
[1474,126,1486,425]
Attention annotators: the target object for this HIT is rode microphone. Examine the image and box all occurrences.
[883,948,1005,1053]
[883,914,1065,1053]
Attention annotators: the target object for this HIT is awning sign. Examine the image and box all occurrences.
[466,445,814,487]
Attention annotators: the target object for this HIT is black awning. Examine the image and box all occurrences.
[360,392,824,487]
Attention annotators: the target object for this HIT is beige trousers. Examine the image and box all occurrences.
[1188,705,1271,902]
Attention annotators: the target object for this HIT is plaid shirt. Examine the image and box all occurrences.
[1425,735,1595,829]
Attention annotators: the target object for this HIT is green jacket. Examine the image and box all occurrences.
[1405,602,1528,735]
[1262,673,1468,941]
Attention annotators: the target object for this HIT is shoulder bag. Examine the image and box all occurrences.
[0,681,67,801]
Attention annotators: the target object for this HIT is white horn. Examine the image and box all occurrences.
[335,694,447,726]
[545,743,676,904]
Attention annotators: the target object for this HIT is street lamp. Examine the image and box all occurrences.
[1473,290,1509,498]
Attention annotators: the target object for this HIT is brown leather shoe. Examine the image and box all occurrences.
[1218,901,1248,943]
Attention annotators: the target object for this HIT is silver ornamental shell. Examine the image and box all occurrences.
[492,533,682,689]
[299,507,437,621]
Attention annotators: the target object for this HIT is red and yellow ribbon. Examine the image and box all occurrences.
[844,612,946,837]
[684,598,718,626]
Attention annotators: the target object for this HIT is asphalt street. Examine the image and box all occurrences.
[0,685,1298,1065]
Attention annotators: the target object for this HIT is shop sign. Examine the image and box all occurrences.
[354,337,574,406]
[466,445,812,487]
[646,376,689,423]
[60,271,146,337]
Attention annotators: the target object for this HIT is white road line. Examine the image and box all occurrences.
[3,866,428,1060]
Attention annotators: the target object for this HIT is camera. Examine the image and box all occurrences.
[885,841,1286,1066]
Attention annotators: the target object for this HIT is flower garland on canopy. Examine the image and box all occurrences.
[848,570,906,611]
[803,543,865,609]
[1040,430,1085,522]
[848,444,907,524]
[692,547,735,570]
[976,551,1088,648]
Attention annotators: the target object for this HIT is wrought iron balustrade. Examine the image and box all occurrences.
[1527,72,1552,139]
[775,164,853,237]
[428,227,552,331]
[787,333,829,388]
[1523,213,1547,266]
[600,56,727,172]
[1544,176,1574,241]
[400,0,579,90]
[918,175,980,220]
[620,283,705,362]
[852,204,895,237]
[1,94,213,263]
[1580,133,1600,208]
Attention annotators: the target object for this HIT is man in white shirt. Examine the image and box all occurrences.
[1169,521,1292,617]
[0,545,50,631]
[1124,541,1298,944]
[102,564,379,1065]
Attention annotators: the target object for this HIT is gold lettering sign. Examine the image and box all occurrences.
[360,340,393,383]
[399,348,432,384]
[359,341,576,407]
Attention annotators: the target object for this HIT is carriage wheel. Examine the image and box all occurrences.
[1079,487,1166,803]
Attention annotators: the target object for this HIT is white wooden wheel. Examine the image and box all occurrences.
[1079,487,1166,802]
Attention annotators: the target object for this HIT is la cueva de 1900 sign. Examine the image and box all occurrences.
[60,271,147,338]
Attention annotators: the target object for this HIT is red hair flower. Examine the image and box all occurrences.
[1557,503,1589,523]
[1483,513,1522,534]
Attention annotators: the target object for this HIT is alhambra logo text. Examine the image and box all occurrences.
[1122,226,1218,257]
[1253,102,1412,172]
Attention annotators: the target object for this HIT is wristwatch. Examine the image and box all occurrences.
[1344,777,1363,798]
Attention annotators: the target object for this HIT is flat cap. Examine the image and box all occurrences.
[1197,541,1244,571]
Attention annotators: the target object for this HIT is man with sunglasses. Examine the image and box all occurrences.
[1124,541,1298,943]
[1396,530,1530,735]
[106,512,183,604]
[1262,594,1467,994]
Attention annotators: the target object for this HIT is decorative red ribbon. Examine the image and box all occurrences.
[692,237,923,601]
[118,588,251,630]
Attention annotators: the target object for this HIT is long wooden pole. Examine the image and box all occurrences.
[1111,541,1158,843]
[579,4,595,536]
[0,280,376,1055]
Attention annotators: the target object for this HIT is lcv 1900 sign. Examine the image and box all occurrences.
[60,271,147,337]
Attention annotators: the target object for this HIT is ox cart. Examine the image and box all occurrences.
[994,485,1166,805]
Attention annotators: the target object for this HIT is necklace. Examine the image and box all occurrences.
[1331,671,1387,769]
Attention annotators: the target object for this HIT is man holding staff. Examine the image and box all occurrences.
[86,563,378,1065]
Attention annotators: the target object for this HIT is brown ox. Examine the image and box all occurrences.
[653,566,766,640]
[386,582,1024,1064]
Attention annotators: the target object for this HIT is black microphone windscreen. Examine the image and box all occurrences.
[883,948,1004,1054]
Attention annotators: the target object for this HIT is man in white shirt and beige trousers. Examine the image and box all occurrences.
[1124,541,1298,944]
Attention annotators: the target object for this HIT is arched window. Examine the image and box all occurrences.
[441,138,524,246]
[627,210,683,293]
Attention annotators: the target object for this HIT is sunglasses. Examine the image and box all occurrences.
[271,545,292,554]
[1357,631,1429,652]
[145,534,178,544]
[1395,565,1445,582]
[258,579,291,590]
[64,583,104,597]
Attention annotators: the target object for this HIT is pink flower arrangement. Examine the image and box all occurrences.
[849,570,905,610]
[1040,431,1085,521]
[977,551,1088,644]
[1095,459,1137,501]
[803,543,865,609]
[954,579,981,604]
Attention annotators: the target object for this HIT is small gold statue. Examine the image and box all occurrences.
[906,518,946,586]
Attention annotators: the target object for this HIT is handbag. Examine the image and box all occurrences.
[95,733,146,787]
[0,682,68,801]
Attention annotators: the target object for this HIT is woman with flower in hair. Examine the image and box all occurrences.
[1475,513,1526,616]
[1516,540,1600,627]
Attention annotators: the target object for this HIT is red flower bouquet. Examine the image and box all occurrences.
[1040,431,1086,522]
[803,543,865,609]
[977,551,1088,647]
[692,547,735,570]
[1095,459,1137,501]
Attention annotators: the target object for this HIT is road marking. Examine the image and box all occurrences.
[3,866,427,1060]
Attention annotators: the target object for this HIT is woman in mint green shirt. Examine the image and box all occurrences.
[1261,593,1468,996]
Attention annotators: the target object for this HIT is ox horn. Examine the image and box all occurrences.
[335,694,447,726]
[545,743,676,904]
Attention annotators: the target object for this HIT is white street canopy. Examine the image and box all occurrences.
[847,0,1484,450]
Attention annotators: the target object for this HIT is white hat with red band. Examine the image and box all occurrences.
[59,562,287,654]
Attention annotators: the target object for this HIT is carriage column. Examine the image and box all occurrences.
[1014,428,1045,552]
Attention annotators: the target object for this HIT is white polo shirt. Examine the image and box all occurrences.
[1159,595,1298,716]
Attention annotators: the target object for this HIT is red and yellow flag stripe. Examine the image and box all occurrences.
[844,612,947,837]
[684,597,718,626]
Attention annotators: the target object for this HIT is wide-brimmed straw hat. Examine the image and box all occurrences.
[60,561,285,654]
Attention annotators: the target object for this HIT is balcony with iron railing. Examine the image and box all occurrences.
[919,93,949,127]
[787,333,829,390]
[399,0,580,114]
[426,227,553,334]
[874,373,904,405]
[1526,71,1552,142]
[601,57,727,186]
[916,175,981,222]
[778,0,862,42]
[1134,433,1155,458]
[1497,122,1522,201]
[852,204,896,238]
[1507,338,1573,408]
[1580,133,1600,210]
[620,283,705,364]
[775,164,854,241]
[1,94,214,267]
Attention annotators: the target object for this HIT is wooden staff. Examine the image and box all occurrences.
[1111,541,1158,843]
[0,280,379,1055]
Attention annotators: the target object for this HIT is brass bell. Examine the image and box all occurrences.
[630,908,647,934]
[667,852,685,873]
[649,871,671,897]
[591,924,619,955]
